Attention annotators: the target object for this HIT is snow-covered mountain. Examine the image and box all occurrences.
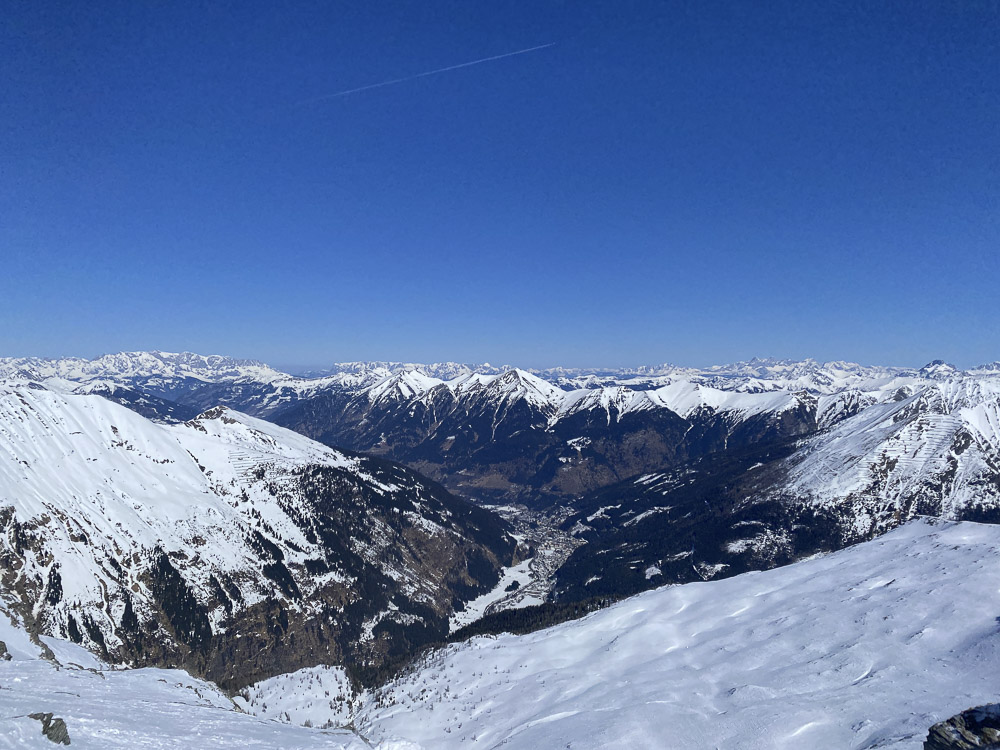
[3,349,1000,748]
[0,350,286,387]
[785,377,1000,523]
[552,372,1000,601]
[273,367,824,506]
[0,382,516,689]
[8,351,999,514]
[231,519,1000,749]
[267,359,995,509]
[8,351,1000,599]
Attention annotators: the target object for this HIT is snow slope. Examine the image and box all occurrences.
[785,378,1000,532]
[0,603,409,750]
[352,519,1000,749]
[0,383,357,635]
[6,518,995,748]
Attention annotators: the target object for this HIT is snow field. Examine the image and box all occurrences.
[355,519,1000,749]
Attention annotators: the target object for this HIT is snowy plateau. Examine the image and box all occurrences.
[1,351,1000,748]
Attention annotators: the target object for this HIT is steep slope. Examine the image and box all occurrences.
[0,383,516,689]
[784,378,1000,527]
[71,380,200,423]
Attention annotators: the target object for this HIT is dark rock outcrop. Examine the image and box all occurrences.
[925,704,1000,749]
[27,713,71,745]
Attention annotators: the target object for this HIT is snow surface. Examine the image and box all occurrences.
[0,604,411,749]
[353,519,1000,749]
[3,517,999,748]
[233,665,357,728]
[448,558,537,633]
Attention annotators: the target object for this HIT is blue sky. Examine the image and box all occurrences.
[2,1,997,369]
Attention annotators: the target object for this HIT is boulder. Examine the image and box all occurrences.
[27,712,71,745]
[925,704,1000,749]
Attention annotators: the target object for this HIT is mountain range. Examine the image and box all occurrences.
[4,351,999,607]
[1,349,999,747]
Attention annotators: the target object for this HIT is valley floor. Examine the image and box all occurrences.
[450,503,583,632]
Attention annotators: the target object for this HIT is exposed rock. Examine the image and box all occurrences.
[925,704,1000,749]
[0,639,10,660]
[27,712,71,745]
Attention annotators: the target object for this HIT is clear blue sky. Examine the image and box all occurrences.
[2,1,997,369]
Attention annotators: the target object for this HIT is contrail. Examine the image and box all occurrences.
[300,42,556,103]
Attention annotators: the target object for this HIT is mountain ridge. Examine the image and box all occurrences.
[0,382,517,689]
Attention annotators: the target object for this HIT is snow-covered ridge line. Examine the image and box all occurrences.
[5,350,997,391]
[0,350,286,384]
[5,350,999,435]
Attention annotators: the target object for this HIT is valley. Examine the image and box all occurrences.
[1,350,999,748]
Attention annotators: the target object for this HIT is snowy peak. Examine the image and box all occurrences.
[919,359,959,379]
[366,369,444,403]
[480,368,564,411]
[0,350,287,387]
[645,379,804,419]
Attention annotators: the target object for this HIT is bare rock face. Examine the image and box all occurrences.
[0,640,10,661]
[27,713,71,745]
[925,704,1000,749]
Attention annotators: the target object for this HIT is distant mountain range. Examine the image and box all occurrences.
[7,350,991,393]
[4,352,996,507]
[3,349,999,629]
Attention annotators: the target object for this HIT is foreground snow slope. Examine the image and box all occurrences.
[0,606,379,750]
[356,519,1000,749]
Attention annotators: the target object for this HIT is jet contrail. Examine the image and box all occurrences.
[300,42,556,103]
